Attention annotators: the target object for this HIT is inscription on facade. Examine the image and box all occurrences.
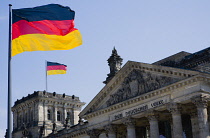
[110,99,167,121]
[151,100,164,108]
[125,105,148,116]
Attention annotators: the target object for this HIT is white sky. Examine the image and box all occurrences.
[1,0,210,137]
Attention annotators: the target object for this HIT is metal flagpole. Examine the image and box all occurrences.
[46,60,48,92]
[7,4,12,138]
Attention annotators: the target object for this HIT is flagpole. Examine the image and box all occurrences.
[45,60,48,92]
[7,4,12,138]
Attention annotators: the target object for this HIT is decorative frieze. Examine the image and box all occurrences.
[106,69,180,106]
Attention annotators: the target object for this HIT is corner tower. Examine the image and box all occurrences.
[12,91,85,138]
[103,47,123,84]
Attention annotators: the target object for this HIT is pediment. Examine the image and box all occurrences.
[80,61,200,116]
[106,69,180,106]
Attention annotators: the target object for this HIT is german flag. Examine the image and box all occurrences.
[47,61,67,75]
[12,4,82,56]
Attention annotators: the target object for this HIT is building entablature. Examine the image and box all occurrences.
[82,74,210,121]
[65,93,210,138]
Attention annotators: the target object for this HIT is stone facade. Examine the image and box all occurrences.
[13,47,210,138]
[47,47,210,138]
[11,91,85,138]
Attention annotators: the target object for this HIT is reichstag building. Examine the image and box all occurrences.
[11,47,210,138]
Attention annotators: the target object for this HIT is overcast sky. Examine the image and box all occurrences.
[1,0,210,137]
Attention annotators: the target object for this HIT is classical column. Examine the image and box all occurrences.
[192,95,210,138]
[86,129,102,138]
[147,112,159,138]
[167,103,183,138]
[123,117,136,138]
[190,110,199,138]
[104,124,117,138]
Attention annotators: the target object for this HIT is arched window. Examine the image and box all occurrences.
[47,110,51,120]
[57,111,61,121]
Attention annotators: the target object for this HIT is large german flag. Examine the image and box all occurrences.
[12,4,82,56]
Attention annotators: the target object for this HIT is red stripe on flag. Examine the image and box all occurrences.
[47,65,67,71]
[12,19,76,39]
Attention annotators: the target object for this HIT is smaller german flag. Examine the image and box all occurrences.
[47,61,67,75]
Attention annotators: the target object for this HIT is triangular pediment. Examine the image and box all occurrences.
[106,69,181,106]
[80,61,200,116]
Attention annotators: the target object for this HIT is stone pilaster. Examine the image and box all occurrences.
[191,95,210,138]
[63,104,66,124]
[147,111,159,138]
[13,110,17,129]
[86,129,102,138]
[53,105,57,122]
[167,103,183,138]
[104,124,117,138]
[43,101,46,122]
[123,117,136,138]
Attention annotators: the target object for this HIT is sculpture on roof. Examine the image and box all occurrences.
[103,47,123,84]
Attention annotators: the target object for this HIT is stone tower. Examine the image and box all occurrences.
[103,47,123,84]
[12,91,85,138]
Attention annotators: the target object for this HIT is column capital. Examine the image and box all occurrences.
[146,110,159,121]
[191,95,209,108]
[122,116,136,127]
[189,109,198,118]
[86,129,102,138]
[104,124,117,133]
[167,102,182,115]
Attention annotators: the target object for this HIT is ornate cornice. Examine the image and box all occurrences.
[12,91,85,112]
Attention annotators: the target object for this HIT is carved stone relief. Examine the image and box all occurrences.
[106,69,180,106]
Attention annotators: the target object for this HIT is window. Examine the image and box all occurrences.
[67,112,70,119]
[25,113,27,123]
[30,110,33,122]
[47,110,51,120]
[57,111,61,121]
[19,115,22,126]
